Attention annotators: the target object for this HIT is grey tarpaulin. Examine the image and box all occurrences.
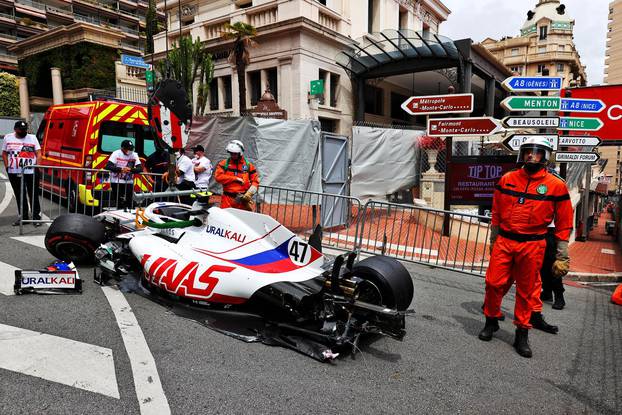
[188,117,322,198]
[350,126,424,200]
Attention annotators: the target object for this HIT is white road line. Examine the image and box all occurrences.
[101,286,171,415]
[0,172,13,216]
[11,235,46,249]
[601,248,616,255]
[0,259,18,295]
[0,323,119,398]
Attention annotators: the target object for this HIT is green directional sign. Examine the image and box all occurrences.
[558,117,604,131]
[145,70,154,84]
[501,96,561,112]
[310,79,324,95]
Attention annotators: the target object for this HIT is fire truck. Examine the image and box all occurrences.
[37,99,158,208]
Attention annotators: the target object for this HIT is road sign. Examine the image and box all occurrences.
[555,152,600,163]
[427,117,502,137]
[310,79,324,95]
[145,70,154,84]
[401,93,473,115]
[501,96,561,112]
[558,117,604,131]
[560,98,606,113]
[502,76,563,92]
[558,136,602,147]
[502,116,560,129]
[502,134,559,152]
[121,54,150,69]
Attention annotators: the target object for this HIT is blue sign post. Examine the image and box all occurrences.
[559,98,606,113]
[502,76,563,92]
[121,54,150,69]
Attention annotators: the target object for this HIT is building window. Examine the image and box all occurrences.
[235,0,253,9]
[223,75,232,109]
[391,92,408,121]
[368,0,379,33]
[399,7,408,30]
[318,69,328,105]
[559,44,566,51]
[511,48,519,56]
[538,46,546,53]
[209,78,218,111]
[316,0,327,5]
[422,23,430,39]
[537,64,546,73]
[249,70,262,106]
[539,25,548,40]
[330,73,339,107]
[364,85,383,116]
[557,63,564,72]
[267,67,278,102]
[318,117,338,133]
[510,66,523,75]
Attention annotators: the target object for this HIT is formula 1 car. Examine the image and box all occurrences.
[44,192,414,361]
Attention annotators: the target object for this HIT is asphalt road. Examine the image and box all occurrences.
[0,179,621,415]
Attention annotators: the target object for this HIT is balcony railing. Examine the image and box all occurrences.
[45,5,73,17]
[0,12,15,20]
[0,32,18,41]
[247,6,277,28]
[120,40,145,53]
[15,0,46,11]
[318,11,338,31]
[205,21,228,40]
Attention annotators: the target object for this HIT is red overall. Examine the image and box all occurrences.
[214,156,260,211]
[484,167,573,328]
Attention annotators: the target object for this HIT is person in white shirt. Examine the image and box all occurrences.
[191,145,212,189]
[2,120,42,226]
[163,148,195,205]
[105,139,142,208]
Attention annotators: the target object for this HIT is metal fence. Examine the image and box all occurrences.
[255,185,363,253]
[17,165,168,232]
[356,200,492,276]
[15,165,492,276]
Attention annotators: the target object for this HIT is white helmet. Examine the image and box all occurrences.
[518,136,553,165]
[226,140,244,154]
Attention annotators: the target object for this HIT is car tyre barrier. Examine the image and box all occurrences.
[45,214,106,265]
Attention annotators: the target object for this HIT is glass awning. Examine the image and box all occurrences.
[335,29,460,77]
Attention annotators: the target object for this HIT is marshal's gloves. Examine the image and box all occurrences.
[489,225,499,255]
[552,240,570,278]
[240,185,257,204]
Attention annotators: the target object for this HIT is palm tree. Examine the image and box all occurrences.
[156,35,213,115]
[221,22,257,114]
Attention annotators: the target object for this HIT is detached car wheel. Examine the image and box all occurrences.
[352,256,414,311]
[45,214,106,264]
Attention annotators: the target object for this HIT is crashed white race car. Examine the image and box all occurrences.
[45,193,414,361]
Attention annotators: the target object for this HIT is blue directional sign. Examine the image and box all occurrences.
[502,76,563,92]
[560,98,606,113]
[121,54,150,69]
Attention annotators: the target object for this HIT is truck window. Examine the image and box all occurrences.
[36,120,47,146]
[99,121,155,157]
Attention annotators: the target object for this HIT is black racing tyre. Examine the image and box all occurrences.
[45,214,106,264]
[352,255,414,311]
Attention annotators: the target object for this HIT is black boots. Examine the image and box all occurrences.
[540,290,553,302]
[552,292,566,310]
[478,317,500,341]
[530,311,558,334]
[513,328,532,358]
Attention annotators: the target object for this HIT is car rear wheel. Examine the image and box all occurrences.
[45,214,106,264]
[352,255,414,311]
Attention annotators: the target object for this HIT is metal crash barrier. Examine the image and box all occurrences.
[356,200,492,276]
[255,185,363,253]
[18,165,168,233]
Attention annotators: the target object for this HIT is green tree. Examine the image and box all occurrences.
[145,0,157,55]
[221,22,257,114]
[0,72,21,117]
[157,35,213,116]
